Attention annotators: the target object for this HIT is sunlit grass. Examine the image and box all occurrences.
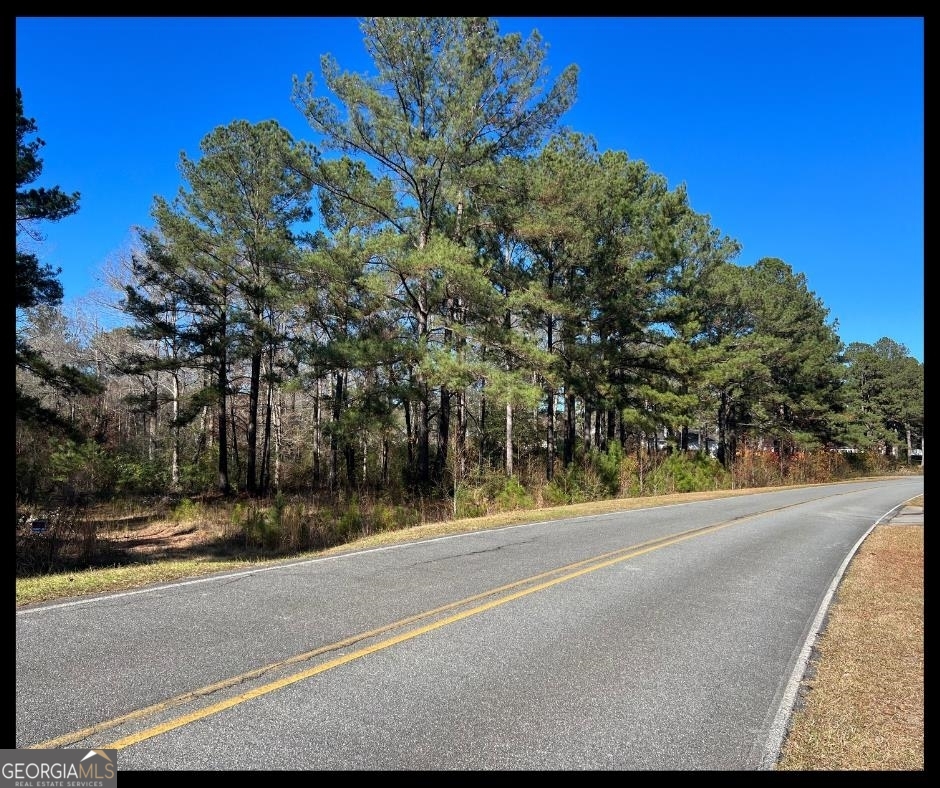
[16,483,924,770]
[15,558,261,607]
[15,487,772,607]
[776,523,924,770]
[16,482,921,612]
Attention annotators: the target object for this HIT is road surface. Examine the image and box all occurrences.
[16,477,923,770]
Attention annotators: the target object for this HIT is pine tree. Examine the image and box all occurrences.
[16,87,101,441]
[292,16,577,490]
[124,120,313,495]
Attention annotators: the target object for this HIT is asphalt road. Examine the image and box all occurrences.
[15,477,923,770]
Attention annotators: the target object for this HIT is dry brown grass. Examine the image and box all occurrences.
[775,495,924,771]
[16,486,925,772]
[16,486,786,607]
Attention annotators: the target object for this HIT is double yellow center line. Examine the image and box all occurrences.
[31,511,761,752]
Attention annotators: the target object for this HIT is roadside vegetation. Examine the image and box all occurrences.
[13,481,803,608]
[16,22,923,562]
[776,495,924,771]
[14,17,924,771]
[16,480,924,772]
[16,453,920,609]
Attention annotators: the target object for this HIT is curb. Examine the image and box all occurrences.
[885,504,924,526]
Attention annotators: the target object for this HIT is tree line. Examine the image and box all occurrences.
[16,18,924,513]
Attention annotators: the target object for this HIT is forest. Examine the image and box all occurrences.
[15,18,924,574]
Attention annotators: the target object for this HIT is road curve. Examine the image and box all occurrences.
[16,478,923,770]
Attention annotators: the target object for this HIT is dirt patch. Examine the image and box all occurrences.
[105,520,220,556]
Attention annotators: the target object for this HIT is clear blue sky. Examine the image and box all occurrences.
[15,16,924,362]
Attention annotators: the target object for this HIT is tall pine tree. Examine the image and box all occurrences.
[292,16,577,489]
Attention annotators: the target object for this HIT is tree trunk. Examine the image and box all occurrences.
[330,369,344,492]
[259,352,274,495]
[436,386,451,483]
[457,388,467,481]
[415,302,431,490]
[345,439,356,491]
[564,390,576,466]
[584,405,592,453]
[417,391,431,490]
[246,349,262,494]
[544,306,555,480]
[505,401,513,477]
[147,381,157,463]
[637,433,644,493]
[403,392,413,478]
[479,383,487,472]
[216,336,230,495]
[546,389,555,482]
[382,436,389,486]
[194,402,208,466]
[273,389,281,492]
[230,398,241,487]
[716,391,731,470]
[313,376,321,486]
[170,372,180,491]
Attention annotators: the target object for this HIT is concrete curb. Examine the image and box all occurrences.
[886,504,924,526]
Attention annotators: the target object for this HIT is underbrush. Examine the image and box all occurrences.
[15,449,919,579]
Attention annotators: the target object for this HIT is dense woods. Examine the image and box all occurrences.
[16,19,923,557]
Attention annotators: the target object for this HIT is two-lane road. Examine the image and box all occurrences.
[16,478,923,770]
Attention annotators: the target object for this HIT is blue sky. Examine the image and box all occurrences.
[15,16,924,362]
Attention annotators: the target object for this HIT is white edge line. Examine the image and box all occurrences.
[17,502,691,615]
[758,503,902,769]
[18,481,905,617]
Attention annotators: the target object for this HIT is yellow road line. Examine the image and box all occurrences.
[99,516,742,751]
[28,540,652,749]
[36,490,833,752]
[32,518,725,750]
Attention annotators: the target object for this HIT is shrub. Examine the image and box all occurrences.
[277,499,309,552]
[372,502,420,531]
[338,499,363,541]
[494,476,533,512]
[543,465,590,506]
[452,484,481,519]
[178,448,218,495]
[232,502,280,551]
[593,442,624,496]
[172,498,203,523]
[649,451,729,493]
[446,471,538,516]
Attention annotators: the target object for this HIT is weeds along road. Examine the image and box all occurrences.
[16,478,922,770]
